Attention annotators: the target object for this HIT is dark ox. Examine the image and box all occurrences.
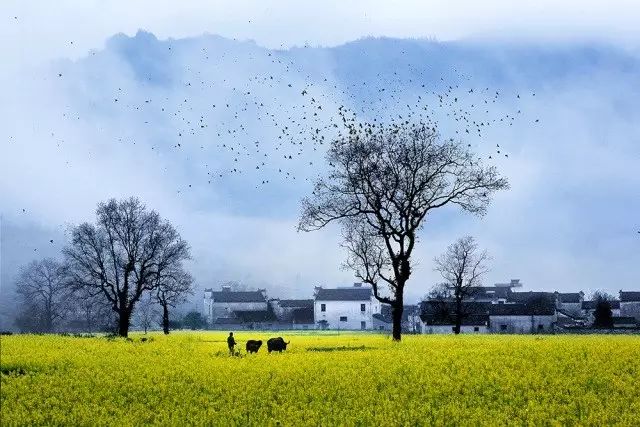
[245,340,263,354]
[267,337,290,353]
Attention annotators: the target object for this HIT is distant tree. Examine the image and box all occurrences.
[135,296,158,334]
[182,311,206,330]
[14,258,69,333]
[433,236,490,334]
[592,291,614,328]
[155,269,193,334]
[64,197,191,337]
[66,286,114,332]
[168,318,183,330]
[299,122,508,340]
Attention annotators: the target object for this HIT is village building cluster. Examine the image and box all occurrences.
[203,281,640,334]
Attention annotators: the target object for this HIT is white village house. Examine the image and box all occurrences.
[203,285,269,325]
[619,291,640,322]
[314,283,381,330]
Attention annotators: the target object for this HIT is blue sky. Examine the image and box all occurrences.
[1,2,640,326]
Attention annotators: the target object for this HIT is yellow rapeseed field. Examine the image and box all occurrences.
[1,332,639,426]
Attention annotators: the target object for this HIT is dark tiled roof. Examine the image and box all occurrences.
[556,292,583,303]
[278,299,314,308]
[508,291,555,304]
[315,287,372,301]
[233,310,277,322]
[211,317,243,325]
[556,309,586,320]
[291,307,314,324]
[373,312,393,323]
[620,291,640,302]
[378,304,421,322]
[489,303,555,316]
[612,316,638,325]
[422,314,489,326]
[582,300,620,310]
[210,290,266,303]
[468,286,512,300]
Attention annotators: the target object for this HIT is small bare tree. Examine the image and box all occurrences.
[14,258,69,333]
[67,286,114,332]
[64,197,191,337]
[433,236,490,334]
[299,122,508,340]
[135,296,158,334]
[155,269,193,334]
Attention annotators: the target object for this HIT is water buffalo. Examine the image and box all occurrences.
[267,337,290,353]
[245,340,263,354]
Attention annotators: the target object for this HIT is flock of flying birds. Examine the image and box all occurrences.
[18,33,543,249]
[47,36,539,187]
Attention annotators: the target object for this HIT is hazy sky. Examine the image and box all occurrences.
[1,2,640,326]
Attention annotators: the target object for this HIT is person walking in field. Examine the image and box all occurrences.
[227,332,236,356]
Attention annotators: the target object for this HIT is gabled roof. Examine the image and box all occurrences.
[422,314,489,326]
[211,317,243,325]
[557,309,586,320]
[582,300,620,310]
[373,312,393,323]
[209,290,266,303]
[278,299,314,308]
[620,291,640,302]
[508,291,555,304]
[233,310,277,322]
[467,286,512,300]
[612,316,637,325]
[489,303,555,316]
[556,292,583,303]
[291,307,314,324]
[315,287,372,301]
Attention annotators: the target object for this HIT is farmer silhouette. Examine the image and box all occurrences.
[227,332,236,355]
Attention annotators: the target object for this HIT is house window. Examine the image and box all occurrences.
[538,324,544,331]
[379,325,384,331]
[321,304,326,312]
[361,321,366,330]
[474,326,480,332]
[340,316,348,322]
[360,303,366,312]
[500,324,508,332]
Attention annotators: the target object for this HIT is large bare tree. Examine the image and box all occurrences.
[299,122,508,340]
[64,197,191,337]
[155,268,193,334]
[14,258,69,332]
[433,236,490,334]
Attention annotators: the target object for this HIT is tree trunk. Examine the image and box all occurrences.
[162,304,170,335]
[391,305,403,341]
[118,309,131,337]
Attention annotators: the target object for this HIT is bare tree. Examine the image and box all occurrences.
[298,122,508,340]
[14,258,69,333]
[66,286,114,332]
[433,236,490,334]
[155,269,193,334]
[135,296,158,334]
[64,197,191,337]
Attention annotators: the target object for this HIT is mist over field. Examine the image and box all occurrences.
[1,5,640,329]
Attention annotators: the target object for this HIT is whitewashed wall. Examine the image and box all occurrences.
[314,299,381,330]
[620,302,640,321]
[204,300,268,322]
[488,315,556,333]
